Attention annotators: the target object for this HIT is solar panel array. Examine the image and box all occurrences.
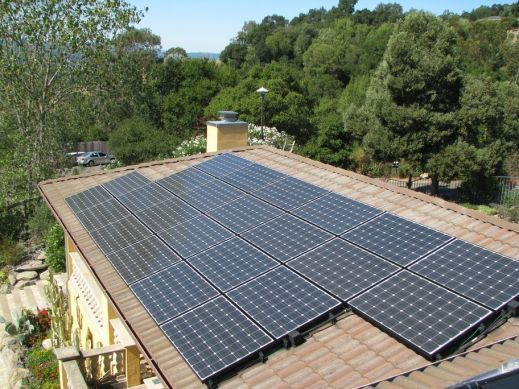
[65,154,519,383]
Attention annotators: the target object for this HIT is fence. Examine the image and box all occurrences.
[381,176,519,205]
[495,176,519,205]
[75,141,111,154]
[380,177,462,201]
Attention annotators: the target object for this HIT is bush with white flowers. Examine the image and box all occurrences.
[248,124,296,150]
[171,135,207,157]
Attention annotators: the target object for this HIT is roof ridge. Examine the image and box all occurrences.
[262,146,519,235]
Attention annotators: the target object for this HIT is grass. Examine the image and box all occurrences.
[461,203,497,216]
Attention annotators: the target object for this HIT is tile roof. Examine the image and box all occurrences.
[38,146,519,388]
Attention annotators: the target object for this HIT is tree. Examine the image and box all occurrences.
[352,13,463,194]
[0,0,142,205]
[164,47,188,61]
[109,118,177,165]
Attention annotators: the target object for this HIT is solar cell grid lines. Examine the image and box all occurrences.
[242,214,333,262]
[131,262,219,324]
[102,171,151,197]
[410,240,519,311]
[343,213,453,267]
[116,183,174,212]
[253,176,329,210]
[221,163,287,192]
[292,193,383,235]
[106,236,182,284]
[227,266,341,339]
[207,195,283,234]
[74,199,131,231]
[160,296,273,381]
[349,271,492,358]
[158,214,234,258]
[177,179,246,212]
[134,197,201,233]
[194,153,254,178]
[287,238,400,301]
[157,167,215,194]
[188,237,279,292]
[89,215,153,255]
[65,185,112,213]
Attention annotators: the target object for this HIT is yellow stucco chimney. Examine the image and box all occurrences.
[206,111,248,153]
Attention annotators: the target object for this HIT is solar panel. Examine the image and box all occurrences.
[292,193,382,235]
[158,214,234,258]
[74,199,131,231]
[287,238,400,301]
[206,195,283,234]
[188,237,279,292]
[131,261,219,324]
[89,215,153,255]
[134,197,200,233]
[102,171,151,197]
[227,266,341,339]
[349,271,492,359]
[242,214,332,262]
[161,296,273,382]
[343,213,452,267]
[177,180,246,212]
[157,167,215,195]
[252,176,328,210]
[221,163,286,192]
[410,239,519,311]
[195,153,254,178]
[65,185,112,213]
[106,235,182,284]
[116,183,174,212]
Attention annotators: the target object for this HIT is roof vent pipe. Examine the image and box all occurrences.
[218,111,239,122]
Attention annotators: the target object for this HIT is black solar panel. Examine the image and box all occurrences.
[158,215,234,258]
[343,213,452,266]
[188,237,279,292]
[242,214,333,262]
[292,193,382,234]
[177,180,246,212]
[102,171,151,197]
[161,296,273,382]
[287,238,400,301]
[134,197,200,233]
[157,167,215,194]
[65,185,111,213]
[116,183,174,212]
[349,271,492,359]
[227,266,340,339]
[195,153,253,178]
[207,195,283,234]
[221,163,286,192]
[89,216,153,255]
[74,199,130,231]
[252,176,328,210]
[131,262,219,324]
[410,240,519,311]
[106,236,182,284]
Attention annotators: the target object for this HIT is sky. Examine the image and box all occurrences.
[129,0,515,52]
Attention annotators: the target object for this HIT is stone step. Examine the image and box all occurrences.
[0,280,50,325]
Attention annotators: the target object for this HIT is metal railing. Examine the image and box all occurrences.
[495,176,519,205]
[380,177,462,201]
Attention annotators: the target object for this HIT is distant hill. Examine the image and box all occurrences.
[187,52,219,60]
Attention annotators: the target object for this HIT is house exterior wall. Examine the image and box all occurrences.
[65,234,116,350]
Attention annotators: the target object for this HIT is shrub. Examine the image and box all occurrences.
[0,237,25,267]
[45,224,65,273]
[6,308,51,347]
[28,204,55,244]
[25,347,59,389]
[109,117,178,165]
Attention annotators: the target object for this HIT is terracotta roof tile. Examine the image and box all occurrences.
[38,147,519,388]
